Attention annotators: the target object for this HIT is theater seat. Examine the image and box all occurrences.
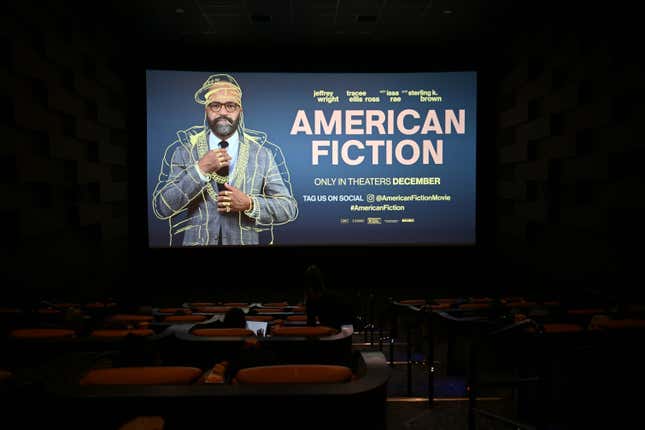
[459,303,490,310]
[80,367,203,385]
[163,315,207,323]
[0,369,13,382]
[158,308,191,314]
[191,328,254,337]
[567,308,606,316]
[9,328,76,339]
[90,329,155,338]
[271,326,337,337]
[256,308,285,314]
[108,315,154,323]
[430,303,451,310]
[194,306,230,313]
[591,319,645,330]
[118,416,165,430]
[526,323,584,334]
[187,302,215,307]
[398,299,426,306]
[85,302,117,309]
[235,364,352,384]
[246,316,274,322]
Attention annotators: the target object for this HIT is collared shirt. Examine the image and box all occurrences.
[192,129,259,219]
[194,130,239,181]
[209,129,239,173]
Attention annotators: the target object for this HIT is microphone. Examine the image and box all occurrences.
[217,140,229,190]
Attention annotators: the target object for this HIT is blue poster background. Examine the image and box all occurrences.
[147,71,476,247]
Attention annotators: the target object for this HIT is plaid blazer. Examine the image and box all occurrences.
[152,126,298,245]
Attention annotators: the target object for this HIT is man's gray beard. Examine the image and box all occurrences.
[214,122,234,136]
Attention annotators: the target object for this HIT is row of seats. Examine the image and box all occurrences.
[1,350,390,430]
[77,363,355,385]
[6,324,338,339]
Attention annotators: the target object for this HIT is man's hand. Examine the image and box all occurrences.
[197,149,231,174]
[217,183,253,214]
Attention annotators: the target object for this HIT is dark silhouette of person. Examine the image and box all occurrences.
[191,307,247,331]
[304,265,354,330]
[217,307,276,378]
[221,307,247,328]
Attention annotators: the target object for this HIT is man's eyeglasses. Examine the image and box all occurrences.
[207,102,240,113]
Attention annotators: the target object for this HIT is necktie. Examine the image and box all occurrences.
[216,140,228,191]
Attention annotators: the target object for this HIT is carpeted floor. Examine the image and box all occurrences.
[386,401,468,430]
[354,332,520,430]
[355,328,645,430]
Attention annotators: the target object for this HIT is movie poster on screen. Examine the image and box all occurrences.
[147,71,476,247]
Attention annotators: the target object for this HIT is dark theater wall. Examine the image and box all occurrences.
[2,2,130,301]
[491,7,644,299]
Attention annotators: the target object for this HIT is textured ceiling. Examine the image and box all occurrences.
[110,0,526,49]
